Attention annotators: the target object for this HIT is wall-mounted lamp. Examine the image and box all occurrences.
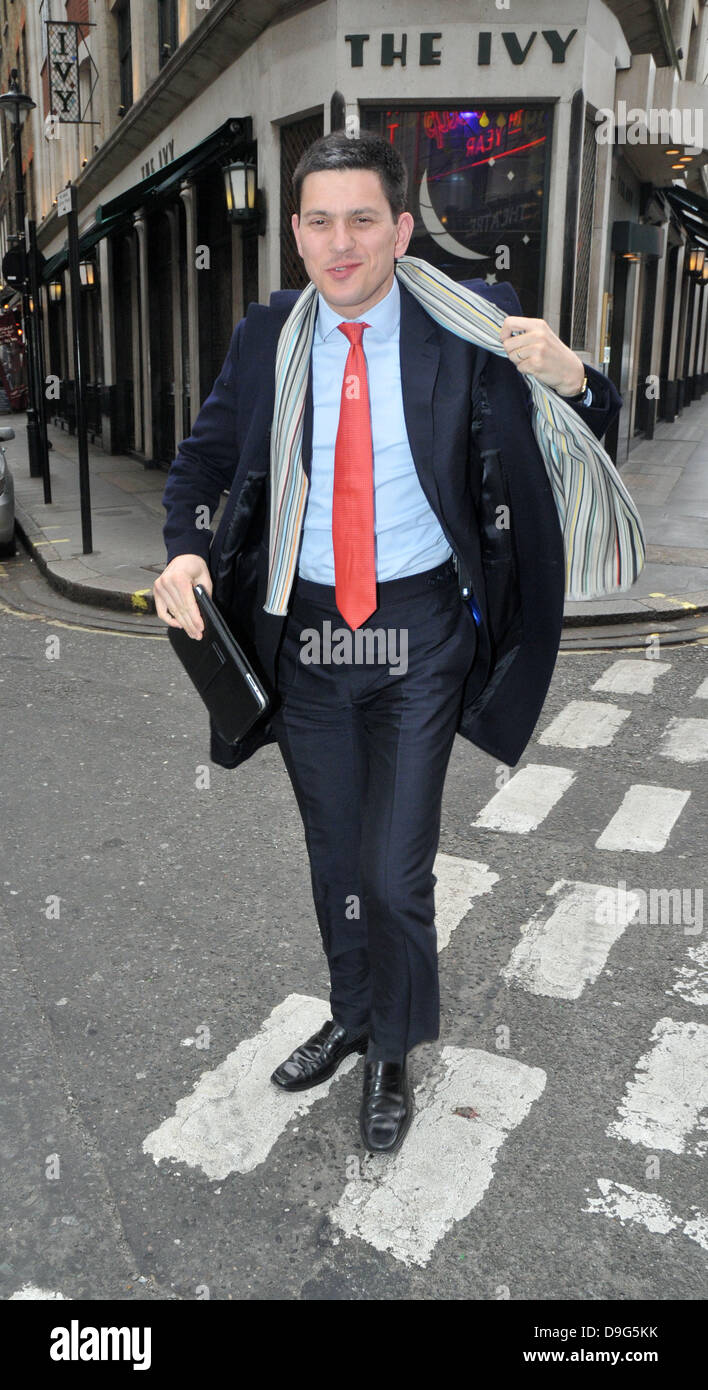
[688,246,705,278]
[79,259,96,288]
[223,160,266,235]
[48,279,63,302]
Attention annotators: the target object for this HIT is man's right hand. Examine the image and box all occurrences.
[153,554,212,639]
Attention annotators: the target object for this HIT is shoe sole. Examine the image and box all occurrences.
[359,1092,414,1155]
[270,1037,368,1092]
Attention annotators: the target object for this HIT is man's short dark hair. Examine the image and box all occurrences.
[292,131,408,220]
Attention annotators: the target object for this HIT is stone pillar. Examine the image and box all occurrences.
[166,204,183,451]
[133,210,151,457]
[179,179,200,424]
[98,234,117,451]
[131,0,160,102]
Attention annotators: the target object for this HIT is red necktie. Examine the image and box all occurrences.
[332,321,376,630]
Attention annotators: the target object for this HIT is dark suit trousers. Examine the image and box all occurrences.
[269,556,478,1056]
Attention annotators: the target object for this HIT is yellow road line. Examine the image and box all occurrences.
[648,591,699,611]
[0,597,166,639]
[131,587,154,612]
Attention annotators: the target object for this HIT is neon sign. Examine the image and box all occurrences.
[424,110,477,149]
[424,107,545,157]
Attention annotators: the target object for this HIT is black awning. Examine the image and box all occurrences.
[41,210,129,282]
[659,186,708,246]
[95,116,252,224]
[41,116,253,283]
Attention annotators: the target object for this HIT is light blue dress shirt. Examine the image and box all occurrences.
[297,276,453,582]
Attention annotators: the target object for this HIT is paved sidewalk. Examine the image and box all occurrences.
[6,404,708,624]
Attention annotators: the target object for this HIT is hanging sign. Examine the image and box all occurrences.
[46,21,99,124]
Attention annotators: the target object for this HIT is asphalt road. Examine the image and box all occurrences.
[1,544,706,1303]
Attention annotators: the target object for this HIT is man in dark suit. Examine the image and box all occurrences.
[155,133,621,1155]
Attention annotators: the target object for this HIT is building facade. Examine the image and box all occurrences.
[1,0,708,469]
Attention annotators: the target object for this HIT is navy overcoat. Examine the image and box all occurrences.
[162,278,622,770]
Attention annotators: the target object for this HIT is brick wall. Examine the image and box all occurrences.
[65,0,90,26]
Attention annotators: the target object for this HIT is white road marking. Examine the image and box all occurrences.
[329,1046,546,1267]
[669,942,708,1007]
[9,1286,68,1299]
[472,764,575,834]
[141,859,496,1179]
[659,717,708,763]
[694,677,708,700]
[591,659,671,695]
[142,994,362,1179]
[585,1179,708,1252]
[433,853,499,950]
[538,700,631,748]
[607,1017,708,1155]
[500,879,641,999]
[595,783,690,852]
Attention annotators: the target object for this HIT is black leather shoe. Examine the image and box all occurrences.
[359,1059,414,1154]
[270,1018,369,1092]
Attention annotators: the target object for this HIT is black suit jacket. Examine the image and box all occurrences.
[162,277,622,770]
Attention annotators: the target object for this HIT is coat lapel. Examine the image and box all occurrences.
[398,280,441,506]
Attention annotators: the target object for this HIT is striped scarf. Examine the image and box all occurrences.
[263,254,645,615]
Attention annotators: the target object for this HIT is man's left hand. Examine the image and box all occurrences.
[499,316,585,397]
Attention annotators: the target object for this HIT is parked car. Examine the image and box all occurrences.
[0,426,16,556]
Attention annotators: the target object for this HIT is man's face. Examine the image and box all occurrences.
[291,168,414,318]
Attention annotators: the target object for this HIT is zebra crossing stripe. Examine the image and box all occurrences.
[670,942,708,1007]
[329,1046,546,1267]
[595,783,690,852]
[607,1017,708,1155]
[538,700,631,748]
[141,859,497,1176]
[659,717,708,763]
[472,763,575,833]
[9,1286,68,1299]
[500,879,641,999]
[142,994,360,1179]
[694,677,708,700]
[591,658,672,695]
[433,853,499,948]
[584,1179,708,1252]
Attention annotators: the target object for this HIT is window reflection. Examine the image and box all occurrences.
[361,105,553,313]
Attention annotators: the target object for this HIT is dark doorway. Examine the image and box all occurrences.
[196,166,233,408]
[603,251,631,464]
[148,210,175,465]
[634,257,657,438]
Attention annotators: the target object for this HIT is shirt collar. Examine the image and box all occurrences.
[315,274,400,343]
